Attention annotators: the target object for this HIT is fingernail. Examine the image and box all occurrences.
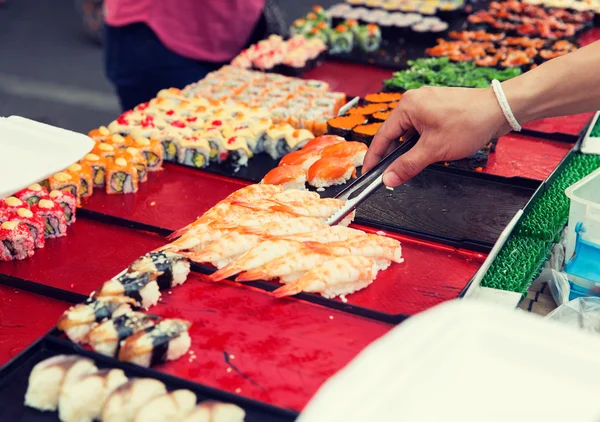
[383,171,401,187]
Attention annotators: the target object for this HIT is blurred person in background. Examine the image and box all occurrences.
[103,0,285,110]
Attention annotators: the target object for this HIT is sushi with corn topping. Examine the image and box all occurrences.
[49,190,77,225]
[57,296,136,343]
[118,319,192,367]
[131,136,164,171]
[14,183,49,206]
[93,142,118,161]
[81,153,108,188]
[129,251,191,290]
[197,127,227,163]
[96,271,161,310]
[119,146,149,183]
[49,171,80,204]
[106,157,139,195]
[0,221,35,261]
[32,199,67,239]
[67,162,94,199]
[177,137,211,169]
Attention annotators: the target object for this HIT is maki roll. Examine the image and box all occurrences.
[106,157,139,195]
[357,24,382,52]
[0,221,35,261]
[57,296,135,343]
[326,115,368,139]
[312,5,331,25]
[67,162,94,199]
[131,136,164,171]
[24,355,97,412]
[134,390,197,422]
[14,183,49,206]
[129,251,191,290]
[49,190,77,225]
[372,110,392,121]
[49,171,80,203]
[222,126,261,154]
[177,137,211,169]
[264,123,295,160]
[118,319,192,367]
[352,122,383,144]
[119,146,149,183]
[102,378,167,422]
[10,208,45,248]
[106,133,131,152]
[87,311,161,357]
[81,153,108,188]
[224,136,254,168]
[290,18,312,36]
[155,128,185,162]
[197,128,227,163]
[262,165,307,190]
[93,142,117,161]
[108,115,136,136]
[308,157,356,188]
[88,125,111,142]
[32,199,67,239]
[365,92,402,103]
[58,369,128,422]
[285,129,314,153]
[96,271,161,310]
[1,196,29,212]
[347,103,389,120]
[182,401,246,422]
[329,24,354,54]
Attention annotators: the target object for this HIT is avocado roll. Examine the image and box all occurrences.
[106,157,139,195]
[329,24,355,54]
[357,24,382,52]
[177,137,211,169]
[81,153,108,188]
[224,135,254,168]
[196,127,227,163]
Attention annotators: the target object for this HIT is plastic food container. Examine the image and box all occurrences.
[565,167,600,261]
[580,111,600,154]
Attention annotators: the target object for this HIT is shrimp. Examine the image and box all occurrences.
[304,234,403,263]
[301,135,345,152]
[277,226,366,243]
[272,256,385,299]
[224,184,284,202]
[269,197,345,219]
[210,239,307,281]
[210,206,298,229]
[242,216,327,237]
[236,247,332,283]
[261,165,307,190]
[320,141,368,167]
[184,232,265,269]
[270,189,321,203]
[307,157,356,189]
[160,224,230,252]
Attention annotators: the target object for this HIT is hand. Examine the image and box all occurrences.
[362,86,511,187]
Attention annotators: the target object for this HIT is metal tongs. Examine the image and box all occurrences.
[326,135,419,226]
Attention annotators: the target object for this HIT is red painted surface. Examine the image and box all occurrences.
[485,134,572,180]
[0,219,166,296]
[148,274,391,411]
[579,28,600,47]
[82,163,249,231]
[523,112,594,136]
[0,286,68,365]
[303,60,394,98]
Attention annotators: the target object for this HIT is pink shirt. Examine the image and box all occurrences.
[104,0,265,62]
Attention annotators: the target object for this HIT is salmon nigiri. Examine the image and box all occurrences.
[301,135,346,152]
[261,165,307,190]
[278,149,321,170]
[320,141,368,167]
[307,157,356,189]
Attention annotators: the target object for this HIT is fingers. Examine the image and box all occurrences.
[363,110,414,173]
[382,141,434,187]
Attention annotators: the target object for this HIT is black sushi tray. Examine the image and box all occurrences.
[0,334,298,422]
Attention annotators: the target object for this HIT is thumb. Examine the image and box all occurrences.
[382,142,434,187]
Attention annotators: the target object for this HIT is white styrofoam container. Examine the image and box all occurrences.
[0,116,94,198]
[565,167,600,261]
[580,111,600,155]
[297,300,600,422]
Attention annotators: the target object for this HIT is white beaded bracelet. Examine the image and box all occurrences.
[491,79,522,132]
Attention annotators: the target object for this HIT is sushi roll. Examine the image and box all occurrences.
[329,24,354,54]
[67,162,94,199]
[10,207,45,248]
[25,355,98,412]
[133,390,197,422]
[131,136,164,171]
[264,123,295,160]
[1,196,29,212]
[262,165,307,190]
[129,251,191,290]
[48,171,80,203]
[57,296,135,343]
[364,92,402,103]
[155,127,188,162]
[181,401,246,422]
[222,126,261,154]
[88,311,161,357]
[49,190,77,225]
[352,122,382,144]
[308,157,356,188]
[32,199,67,239]
[88,125,112,142]
[102,378,167,422]
[177,137,211,169]
[0,221,35,261]
[285,129,314,153]
[118,319,192,367]
[278,148,322,170]
[58,369,128,422]
[106,134,131,152]
[96,271,161,310]
[93,141,118,161]
[347,103,389,120]
[223,136,254,168]
[14,183,49,206]
[321,141,368,167]
[120,147,149,183]
[326,115,368,139]
[81,153,108,188]
[372,110,391,122]
[106,157,139,195]
[290,18,312,36]
[357,23,382,52]
[108,115,137,136]
[196,128,227,163]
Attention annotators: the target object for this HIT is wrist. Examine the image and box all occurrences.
[501,75,544,125]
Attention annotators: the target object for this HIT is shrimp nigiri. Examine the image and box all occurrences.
[184,232,265,268]
[210,205,298,229]
[307,157,356,188]
[278,149,321,169]
[261,165,307,190]
[320,141,368,167]
[269,197,345,219]
[304,234,403,263]
[301,135,346,152]
[273,256,385,299]
[277,225,366,243]
[242,216,328,237]
[160,225,229,252]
